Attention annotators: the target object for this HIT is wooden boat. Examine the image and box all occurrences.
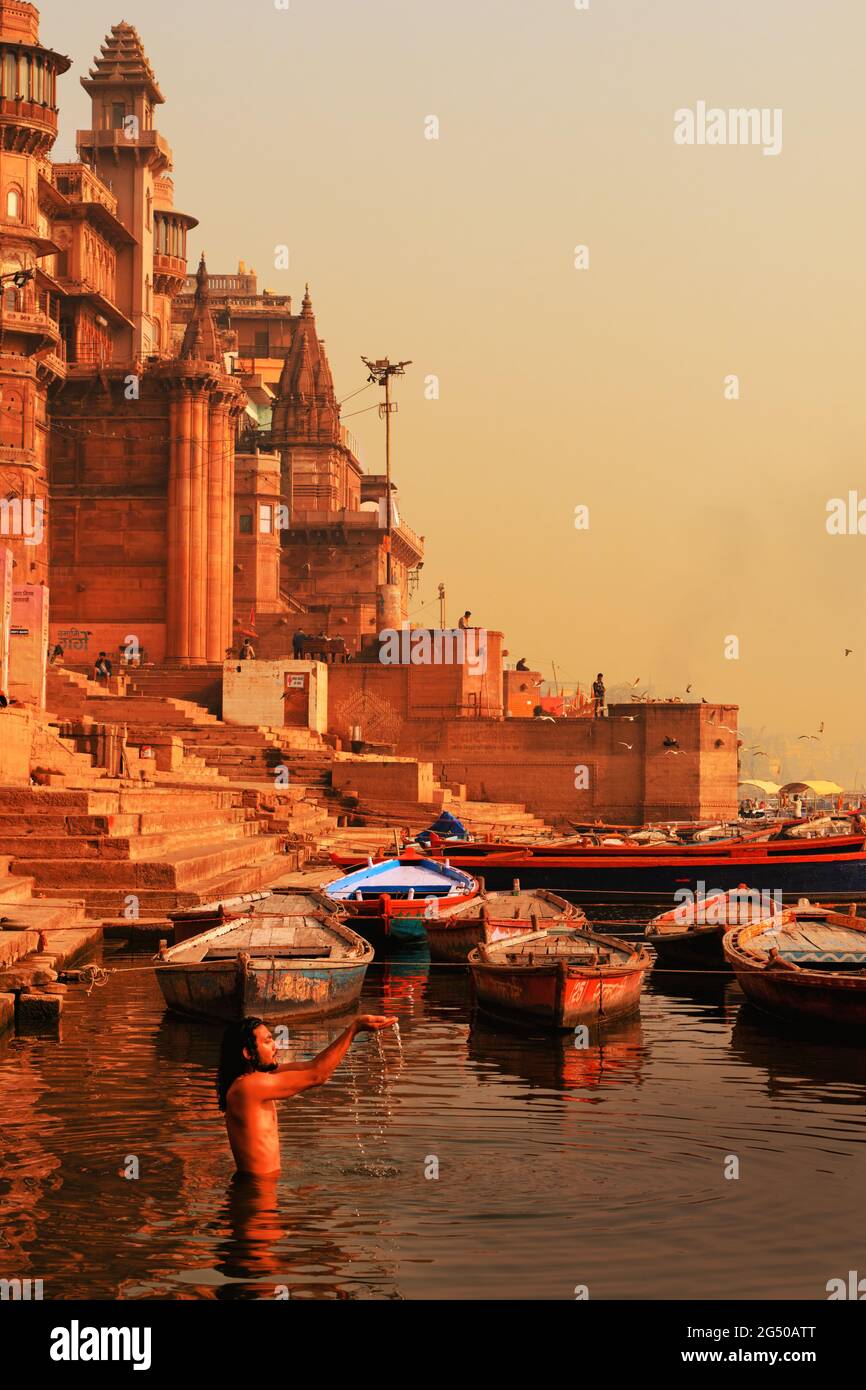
[426,882,584,962]
[330,828,866,874]
[723,900,866,1031]
[154,912,373,1023]
[322,855,478,950]
[167,889,344,944]
[468,924,651,1029]
[338,843,866,897]
[646,884,785,969]
[167,891,272,943]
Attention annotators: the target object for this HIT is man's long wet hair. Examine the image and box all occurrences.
[217,1016,267,1112]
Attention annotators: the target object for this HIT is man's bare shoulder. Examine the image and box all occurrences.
[227,1072,271,1106]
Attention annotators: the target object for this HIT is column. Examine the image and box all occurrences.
[166,393,192,662]
[222,408,236,657]
[188,390,208,664]
[206,400,227,662]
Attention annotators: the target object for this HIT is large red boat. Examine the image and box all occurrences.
[330,840,866,897]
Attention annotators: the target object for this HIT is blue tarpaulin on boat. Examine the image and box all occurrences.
[417,810,469,842]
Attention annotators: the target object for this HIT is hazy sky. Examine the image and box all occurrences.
[42,0,866,765]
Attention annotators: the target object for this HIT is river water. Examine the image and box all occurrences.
[1,938,864,1300]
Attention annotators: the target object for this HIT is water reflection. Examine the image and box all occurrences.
[730,1006,866,1104]
[468,1014,645,1093]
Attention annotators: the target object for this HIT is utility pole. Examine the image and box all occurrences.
[362,356,411,584]
[438,582,446,630]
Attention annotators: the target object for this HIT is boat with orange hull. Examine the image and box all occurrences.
[645,884,786,970]
[330,842,866,897]
[468,924,651,1030]
[723,901,866,1032]
[426,885,583,962]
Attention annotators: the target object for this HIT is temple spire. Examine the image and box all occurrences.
[82,21,164,104]
[273,284,339,443]
[179,254,221,363]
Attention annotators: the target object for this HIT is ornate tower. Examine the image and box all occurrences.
[0,0,69,584]
[76,21,171,363]
[271,286,348,514]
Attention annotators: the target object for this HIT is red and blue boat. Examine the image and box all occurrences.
[322,855,479,952]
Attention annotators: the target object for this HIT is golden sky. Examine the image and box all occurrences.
[49,0,866,768]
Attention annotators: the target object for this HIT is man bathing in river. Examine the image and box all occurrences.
[218,1014,397,1176]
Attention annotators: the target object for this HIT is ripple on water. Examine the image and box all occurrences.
[0,952,864,1298]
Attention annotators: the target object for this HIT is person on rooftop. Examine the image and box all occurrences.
[592,672,605,718]
[515,657,529,671]
[458,611,472,630]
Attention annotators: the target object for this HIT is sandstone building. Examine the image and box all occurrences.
[1,2,421,679]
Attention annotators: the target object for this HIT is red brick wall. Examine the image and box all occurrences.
[325,691,738,826]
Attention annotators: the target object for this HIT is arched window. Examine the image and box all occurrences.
[5,187,22,220]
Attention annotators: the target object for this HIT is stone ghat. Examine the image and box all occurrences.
[0,786,310,919]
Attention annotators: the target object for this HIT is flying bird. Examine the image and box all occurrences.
[618,742,633,750]
[665,749,682,756]
[844,649,853,657]
[663,737,680,748]
[631,676,641,686]
[718,724,738,734]
[818,722,825,734]
[685,683,692,693]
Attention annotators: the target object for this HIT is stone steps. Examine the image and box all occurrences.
[3,818,263,864]
[21,828,283,890]
[0,898,88,931]
[0,872,37,904]
[66,850,301,917]
[0,929,40,968]
[0,805,250,838]
[126,667,223,716]
[0,786,241,817]
[0,924,103,1004]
